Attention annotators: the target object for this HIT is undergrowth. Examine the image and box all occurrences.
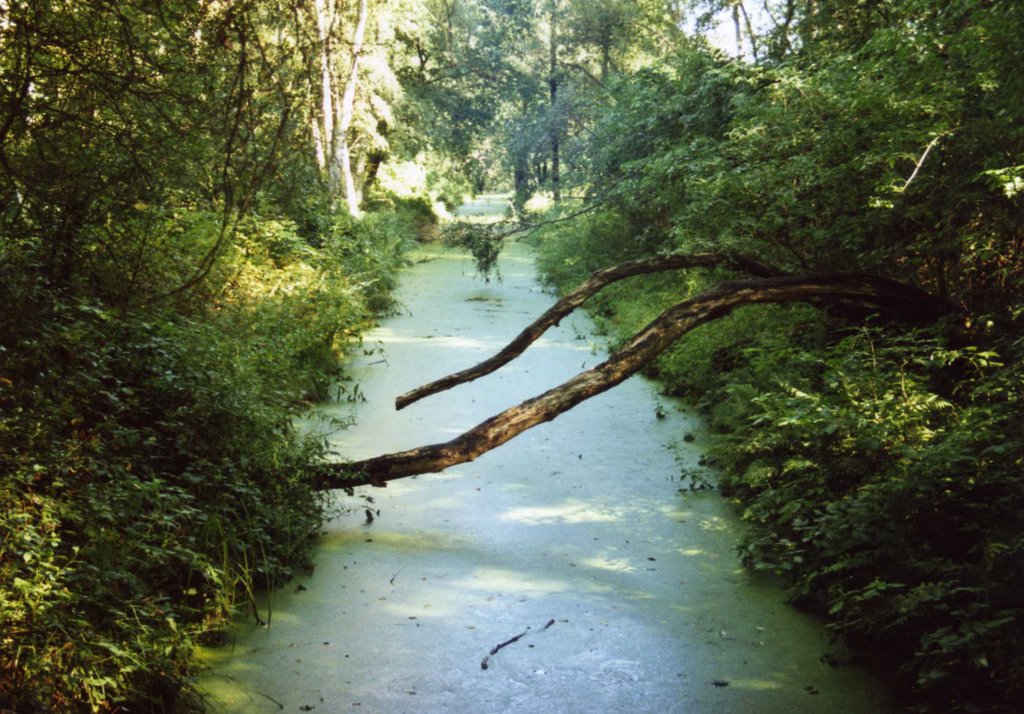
[533,212,1024,713]
[0,207,415,711]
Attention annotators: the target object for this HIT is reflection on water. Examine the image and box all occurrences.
[500,499,624,525]
[579,555,635,573]
[199,233,893,713]
[454,568,573,595]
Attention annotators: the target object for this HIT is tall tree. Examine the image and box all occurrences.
[309,0,371,215]
[0,0,305,304]
[337,0,369,214]
[486,0,684,204]
[546,0,562,201]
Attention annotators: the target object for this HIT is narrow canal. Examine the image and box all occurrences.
[199,197,893,713]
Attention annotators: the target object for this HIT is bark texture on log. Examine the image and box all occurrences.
[314,272,952,490]
[395,253,780,410]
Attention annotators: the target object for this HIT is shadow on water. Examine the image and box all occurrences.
[198,203,894,713]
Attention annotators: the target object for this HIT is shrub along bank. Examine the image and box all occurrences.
[0,208,417,711]
[528,4,1023,708]
[534,213,1024,713]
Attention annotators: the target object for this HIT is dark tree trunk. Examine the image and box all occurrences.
[549,2,560,202]
[513,160,529,211]
[362,150,385,195]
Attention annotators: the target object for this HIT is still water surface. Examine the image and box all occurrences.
[199,197,892,713]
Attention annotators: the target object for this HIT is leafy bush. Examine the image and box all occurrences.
[533,208,640,291]
[0,293,323,711]
[331,211,417,314]
[228,211,413,400]
[710,327,1024,711]
[442,221,508,281]
[0,207,414,711]
[364,192,440,242]
[532,200,1023,711]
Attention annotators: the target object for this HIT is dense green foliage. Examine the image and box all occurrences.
[531,1,1024,711]
[5,0,1024,710]
[713,328,1024,711]
[0,210,414,710]
[0,1,421,709]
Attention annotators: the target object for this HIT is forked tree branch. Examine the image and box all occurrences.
[315,270,952,490]
[395,252,781,409]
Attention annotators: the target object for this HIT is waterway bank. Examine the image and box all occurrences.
[198,207,893,712]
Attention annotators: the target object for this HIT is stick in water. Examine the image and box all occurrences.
[490,631,528,656]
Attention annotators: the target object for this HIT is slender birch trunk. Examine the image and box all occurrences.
[313,0,334,179]
[336,0,368,216]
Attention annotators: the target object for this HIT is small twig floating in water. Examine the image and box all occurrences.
[490,630,528,656]
[389,565,405,586]
[482,619,559,670]
[255,690,285,709]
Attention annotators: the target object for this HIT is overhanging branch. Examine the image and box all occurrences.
[315,271,952,490]
[396,252,781,410]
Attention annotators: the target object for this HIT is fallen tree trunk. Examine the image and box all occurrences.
[314,270,953,490]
